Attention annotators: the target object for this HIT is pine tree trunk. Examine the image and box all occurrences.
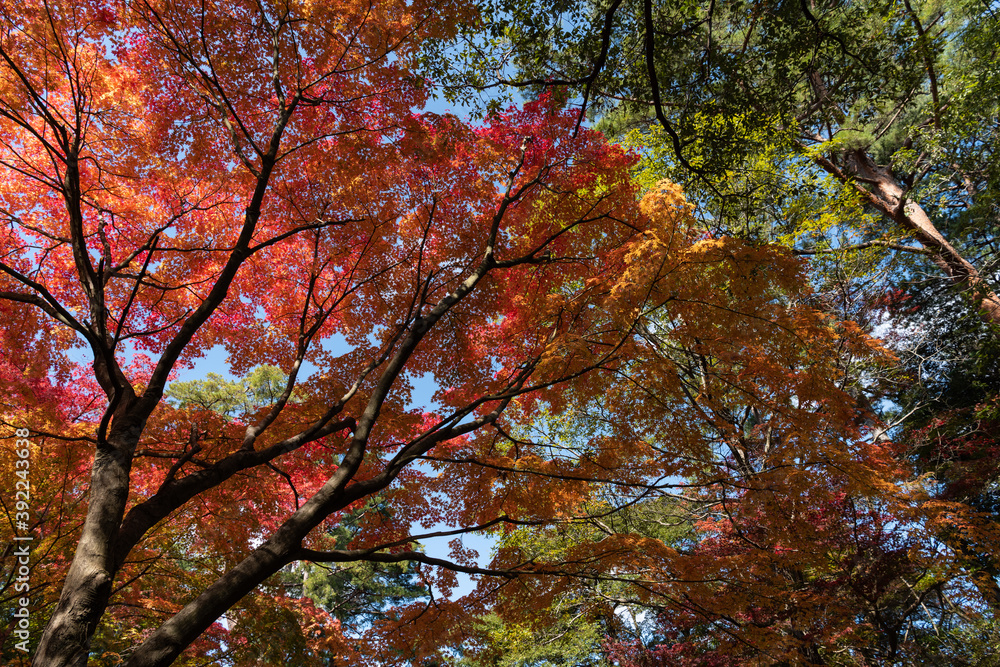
[841,150,1000,327]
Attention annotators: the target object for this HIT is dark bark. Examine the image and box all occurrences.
[32,414,144,667]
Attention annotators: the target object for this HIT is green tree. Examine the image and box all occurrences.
[166,365,292,420]
[295,500,429,637]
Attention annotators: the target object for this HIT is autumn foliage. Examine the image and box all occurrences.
[0,0,994,666]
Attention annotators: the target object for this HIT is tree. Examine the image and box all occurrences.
[431,191,930,664]
[881,275,1000,612]
[166,366,294,420]
[453,498,691,667]
[293,498,430,637]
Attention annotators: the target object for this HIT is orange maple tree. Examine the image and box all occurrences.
[0,1,915,665]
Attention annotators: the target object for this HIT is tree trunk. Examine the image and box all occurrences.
[32,415,145,666]
[841,150,1000,327]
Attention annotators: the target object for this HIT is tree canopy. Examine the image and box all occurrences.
[1,0,998,665]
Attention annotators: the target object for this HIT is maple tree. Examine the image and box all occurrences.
[423,190,941,665]
[0,0,659,662]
